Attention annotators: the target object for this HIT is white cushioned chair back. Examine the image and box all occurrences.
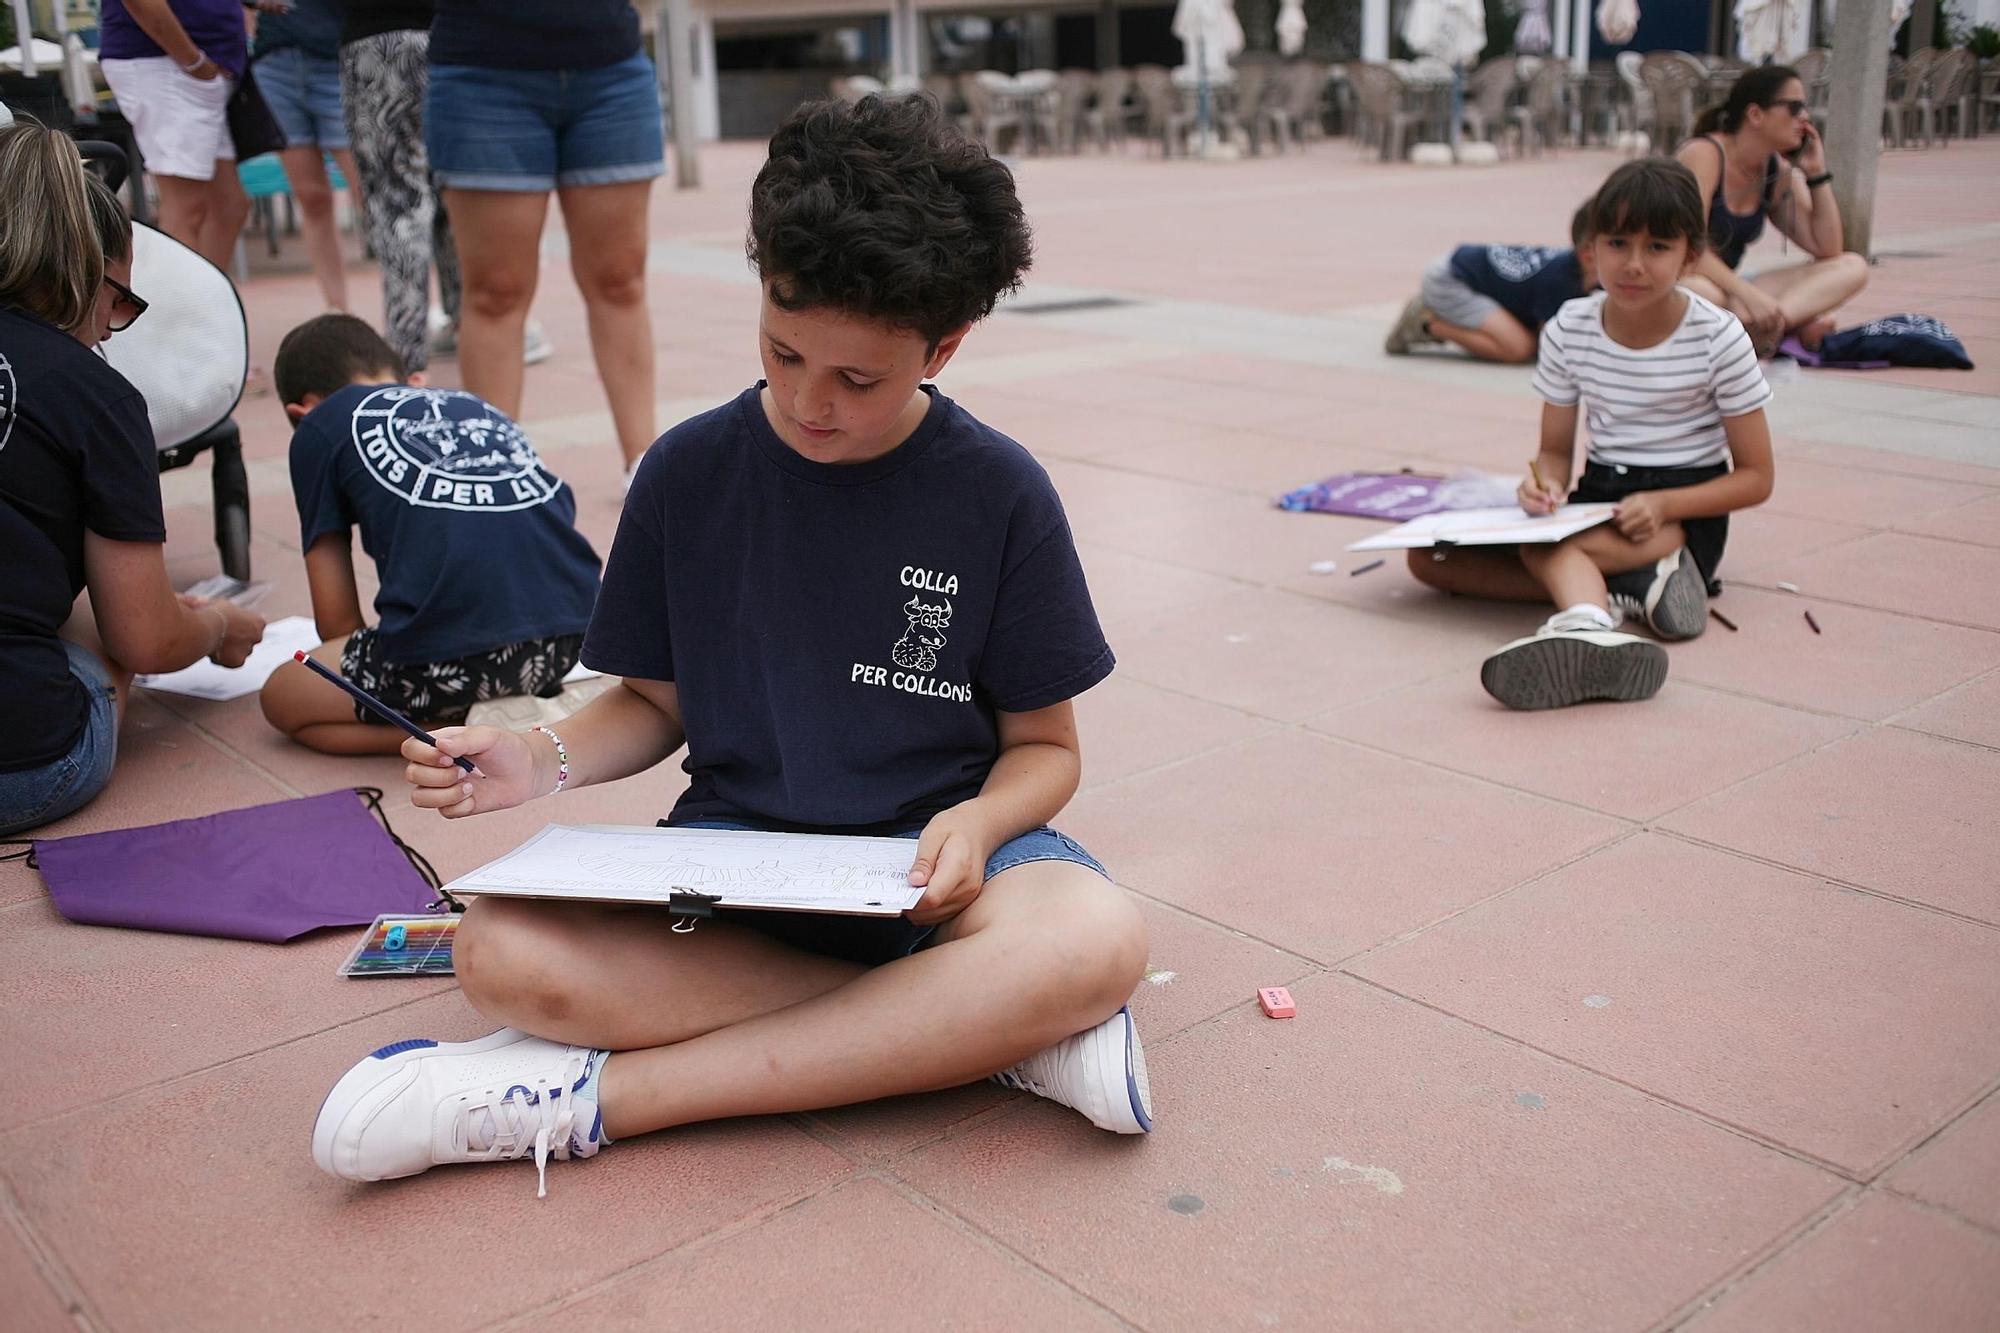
[100,222,247,451]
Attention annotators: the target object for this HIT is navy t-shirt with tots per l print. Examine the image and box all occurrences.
[1448,245,1586,331]
[289,384,601,665]
[583,384,1115,834]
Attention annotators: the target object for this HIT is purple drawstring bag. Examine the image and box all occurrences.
[26,788,440,943]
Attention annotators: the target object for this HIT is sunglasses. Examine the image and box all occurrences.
[1765,98,1808,117]
[103,274,148,332]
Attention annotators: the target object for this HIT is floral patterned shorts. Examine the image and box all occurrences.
[339,628,584,726]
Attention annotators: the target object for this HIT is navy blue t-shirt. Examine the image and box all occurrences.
[253,0,345,59]
[429,0,640,70]
[1448,245,1587,331]
[583,385,1115,833]
[289,384,601,664]
[0,308,163,772]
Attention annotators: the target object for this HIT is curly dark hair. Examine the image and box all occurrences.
[748,94,1033,345]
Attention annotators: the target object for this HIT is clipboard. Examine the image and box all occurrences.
[440,824,926,918]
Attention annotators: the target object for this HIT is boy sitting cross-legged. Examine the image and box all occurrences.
[1409,159,1776,710]
[311,95,1151,1196]
[259,315,602,753]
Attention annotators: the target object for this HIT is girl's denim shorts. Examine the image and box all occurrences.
[678,820,1109,967]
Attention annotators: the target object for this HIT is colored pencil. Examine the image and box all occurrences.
[291,651,478,774]
[1350,559,1385,576]
[1804,610,1822,635]
[1709,608,1739,632]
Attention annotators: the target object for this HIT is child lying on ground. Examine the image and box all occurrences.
[1408,159,1775,710]
[309,95,1150,1197]
[259,315,602,753]
[1386,203,1597,364]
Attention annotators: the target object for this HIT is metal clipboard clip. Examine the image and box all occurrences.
[667,889,720,934]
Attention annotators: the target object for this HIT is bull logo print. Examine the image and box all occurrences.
[892,595,952,673]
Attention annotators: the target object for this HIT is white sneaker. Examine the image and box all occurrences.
[1607,548,1708,641]
[992,1005,1153,1134]
[427,308,458,359]
[312,1028,606,1197]
[1480,608,1668,710]
[523,319,554,366]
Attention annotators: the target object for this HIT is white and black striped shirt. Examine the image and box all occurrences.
[1532,289,1772,468]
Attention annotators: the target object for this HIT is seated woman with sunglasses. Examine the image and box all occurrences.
[0,118,266,837]
[1674,65,1868,355]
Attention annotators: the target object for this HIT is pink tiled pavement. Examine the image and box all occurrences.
[5,134,1996,1328]
[1683,1193,2000,1333]
[1348,834,2000,1175]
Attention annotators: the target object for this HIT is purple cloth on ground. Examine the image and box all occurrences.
[34,790,433,943]
[1777,335,1890,370]
[1277,473,1446,521]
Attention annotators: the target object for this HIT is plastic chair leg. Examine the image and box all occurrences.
[203,420,253,582]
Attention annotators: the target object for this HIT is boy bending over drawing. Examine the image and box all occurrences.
[312,95,1151,1195]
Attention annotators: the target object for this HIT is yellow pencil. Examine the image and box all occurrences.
[1528,460,1549,502]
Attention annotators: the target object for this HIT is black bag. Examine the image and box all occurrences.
[225,64,287,161]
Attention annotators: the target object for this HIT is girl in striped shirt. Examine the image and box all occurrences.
[1410,159,1775,711]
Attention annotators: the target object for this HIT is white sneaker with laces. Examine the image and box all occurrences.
[312,1029,606,1197]
[992,1005,1153,1134]
[1480,607,1668,710]
[522,319,555,366]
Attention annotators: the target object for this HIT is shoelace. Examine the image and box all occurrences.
[463,1047,593,1199]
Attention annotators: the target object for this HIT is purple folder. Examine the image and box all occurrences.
[34,789,435,943]
[1276,472,1447,521]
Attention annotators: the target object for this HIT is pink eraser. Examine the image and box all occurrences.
[1258,986,1297,1019]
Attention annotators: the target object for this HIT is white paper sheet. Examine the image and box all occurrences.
[135,616,322,701]
[1346,503,1618,552]
[445,824,926,916]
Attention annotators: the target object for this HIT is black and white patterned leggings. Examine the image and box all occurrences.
[339,29,459,372]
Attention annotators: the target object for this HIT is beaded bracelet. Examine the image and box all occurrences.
[531,725,570,795]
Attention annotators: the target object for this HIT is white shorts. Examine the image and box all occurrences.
[100,56,236,181]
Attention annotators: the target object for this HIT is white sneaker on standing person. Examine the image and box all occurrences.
[1408,158,1776,710]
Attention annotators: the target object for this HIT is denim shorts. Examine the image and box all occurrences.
[0,643,119,838]
[255,46,349,150]
[679,820,1110,967]
[425,53,665,192]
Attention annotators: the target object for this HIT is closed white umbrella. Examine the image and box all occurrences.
[1276,0,1308,57]
[1172,0,1244,78]
[1596,0,1640,45]
[1403,0,1487,68]
[1735,0,1802,62]
[1515,1,1554,54]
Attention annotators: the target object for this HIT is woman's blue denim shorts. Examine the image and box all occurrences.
[0,643,119,838]
[678,820,1109,967]
[254,46,349,150]
[425,52,666,192]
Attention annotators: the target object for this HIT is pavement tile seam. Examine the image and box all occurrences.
[1715,574,2000,635]
[1,985,453,1139]
[141,694,312,802]
[1663,667,1999,726]
[1651,827,2000,932]
[1874,1082,2000,1234]
[1655,1187,1865,1333]
[1887,722,2000,757]
[1875,1180,2000,1243]
[480,1173,897,1333]
[1331,969,1878,1187]
[2,1183,96,1333]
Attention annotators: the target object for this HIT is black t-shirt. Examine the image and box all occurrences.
[341,0,435,45]
[429,0,640,70]
[1448,245,1587,331]
[290,384,602,664]
[583,385,1115,832]
[0,308,164,772]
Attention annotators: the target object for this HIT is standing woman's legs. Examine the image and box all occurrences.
[443,189,549,418]
[341,32,441,371]
[197,163,250,272]
[277,145,349,310]
[557,180,655,465]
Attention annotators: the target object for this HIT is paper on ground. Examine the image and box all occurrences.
[1346,503,1618,552]
[445,824,925,916]
[135,616,322,701]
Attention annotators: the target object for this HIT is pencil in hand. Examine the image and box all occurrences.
[290,651,480,775]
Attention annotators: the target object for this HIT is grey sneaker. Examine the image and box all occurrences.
[1480,608,1668,710]
[1384,295,1436,355]
[523,319,554,366]
[1607,549,1707,640]
[992,1005,1152,1134]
